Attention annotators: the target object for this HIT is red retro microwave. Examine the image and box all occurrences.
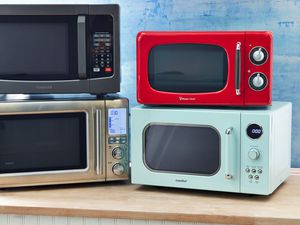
[136,31,273,106]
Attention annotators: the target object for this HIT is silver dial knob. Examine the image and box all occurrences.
[248,149,260,160]
[112,163,125,176]
[252,73,264,88]
[112,147,124,159]
[249,47,268,65]
[252,48,265,62]
[249,72,267,91]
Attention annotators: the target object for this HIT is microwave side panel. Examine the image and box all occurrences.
[131,106,241,193]
[268,102,292,193]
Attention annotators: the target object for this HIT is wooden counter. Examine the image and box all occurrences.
[0,169,300,225]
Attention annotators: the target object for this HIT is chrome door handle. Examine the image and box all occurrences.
[95,109,102,175]
[225,127,233,180]
[235,42,241,96]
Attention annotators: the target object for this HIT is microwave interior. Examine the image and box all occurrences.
[0,112,87,174]
[0,14,114,80]
[148,44,228,93]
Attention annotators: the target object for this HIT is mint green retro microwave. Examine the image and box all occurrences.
[131,102,292,195]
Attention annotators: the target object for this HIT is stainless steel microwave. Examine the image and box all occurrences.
[0,4,120,94]
[0,95,128,188]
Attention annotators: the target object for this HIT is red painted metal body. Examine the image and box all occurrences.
[136,31,273,106]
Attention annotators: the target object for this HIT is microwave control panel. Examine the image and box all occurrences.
[105,103,129,181]
[89,15,114,78]
[240,114,270,194]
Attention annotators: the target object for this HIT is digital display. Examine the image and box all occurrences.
[108,108,127,135]
[247,124,263,139]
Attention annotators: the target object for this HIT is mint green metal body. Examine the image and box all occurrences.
[131,102,292,195]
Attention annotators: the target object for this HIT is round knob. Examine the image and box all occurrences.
[248,149,260,160]
[112,163,125,176]
[249,47,268,65]
[252,48,265,62]
[252,73,264,88]
[112,147,124,159]
[249,72,267,91]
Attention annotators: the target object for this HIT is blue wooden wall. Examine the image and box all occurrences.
[2,0,300,167]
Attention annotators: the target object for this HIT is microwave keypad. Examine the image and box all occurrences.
[91,32,113,77]
[245,166,263,182]
[108,136,127,144]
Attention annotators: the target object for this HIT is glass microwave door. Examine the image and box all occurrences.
[144,124,220,175]
[148,44,228,93]
[0,112,87,173]
[0,16,78,80]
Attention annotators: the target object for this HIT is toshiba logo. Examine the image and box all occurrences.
[179,97,196,101]
[36,85,53,90]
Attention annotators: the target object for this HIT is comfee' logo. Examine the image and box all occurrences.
[179,97,196,101]
[175,179,187,183]
[36,85,53,90]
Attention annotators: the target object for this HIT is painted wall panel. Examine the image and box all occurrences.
[0,0,298,166]
[0,214,229,225]
[53,217,68,225]
[24,215,38,225]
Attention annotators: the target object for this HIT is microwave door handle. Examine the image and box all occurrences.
[225,127,233,180]
[235,42,241,96]
[77,16,87,79]
[95,109,103,175]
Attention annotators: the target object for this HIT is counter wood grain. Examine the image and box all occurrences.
[0,169,300,225]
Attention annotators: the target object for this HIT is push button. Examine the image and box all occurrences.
[105,67,112,72]
[108,137,115,144]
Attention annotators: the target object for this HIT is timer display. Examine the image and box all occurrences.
[247,124,263,139]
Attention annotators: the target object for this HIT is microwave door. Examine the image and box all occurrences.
[131,107,241,193]
[0,15,79,81]
[0,113,88,175]
[0,110,106,188]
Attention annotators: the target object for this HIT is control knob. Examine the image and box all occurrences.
[252,48,265,62]
[248,148,260,160]
[112,147,124,159]
[249,47,268,65]
[252,73,264,88]
[249,72,267,91]
[112,163,125,176]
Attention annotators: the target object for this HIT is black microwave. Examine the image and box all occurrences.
[0,4,120,94]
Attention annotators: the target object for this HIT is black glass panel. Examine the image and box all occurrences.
[148,44,228,93]
[0,16,78,80]
[88,15,114,78]
[0,113,87,173]
[144,124,220,175]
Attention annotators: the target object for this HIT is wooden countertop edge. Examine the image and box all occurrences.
[0,168,299,225]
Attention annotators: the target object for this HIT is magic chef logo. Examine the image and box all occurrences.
[175,179,188,183]
[179,96,196,101]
